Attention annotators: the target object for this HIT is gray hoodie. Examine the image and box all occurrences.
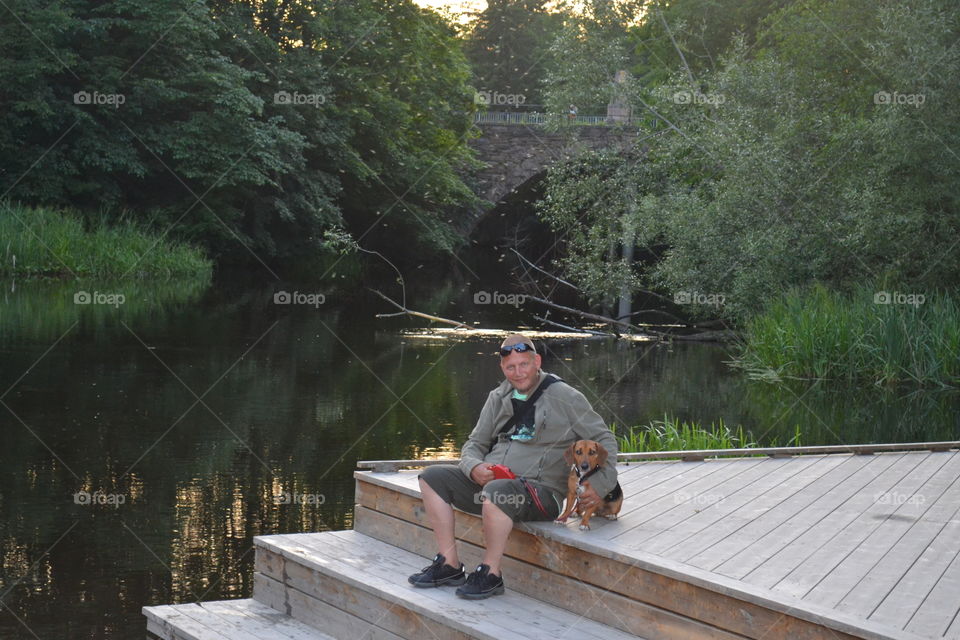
[458,370,619,497]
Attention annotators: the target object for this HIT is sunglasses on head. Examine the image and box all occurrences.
[499,343,535,357]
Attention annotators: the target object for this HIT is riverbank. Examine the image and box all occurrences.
[1,202,212,278]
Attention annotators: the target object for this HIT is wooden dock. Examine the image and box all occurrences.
[144,443,960,639]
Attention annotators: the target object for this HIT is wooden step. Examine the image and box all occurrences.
[253,529,649,640]
[352,467,923,640]
[143,599,336,640]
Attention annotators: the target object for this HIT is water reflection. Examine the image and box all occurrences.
[0,279,957,639]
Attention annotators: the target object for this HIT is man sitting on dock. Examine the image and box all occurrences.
[408,333,619,599]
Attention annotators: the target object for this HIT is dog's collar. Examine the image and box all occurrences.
[573,463,602,485]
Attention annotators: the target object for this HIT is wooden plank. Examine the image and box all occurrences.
[657,455,850,563]
[257,535,636,640]
[352,505,748,640]
[612,456,800,549]
[253,573,406,640]
[269,530,636,640]
[773,452,954,604]
[734,452,923,584]
[902,538,960,637]
[356,442,960,471]
[832,454,960,617]
[616,460,687,493]
[199,600,334,640]
[867,519,960,631]
[143,605,235,640]
[601,458,747,527]
[348,485,881,640]
[256,545,479,640]
[681,453,884,572]
[738,452,941,590]
[637,455,825,555]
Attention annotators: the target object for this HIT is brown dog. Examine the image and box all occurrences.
[554,440,623,530]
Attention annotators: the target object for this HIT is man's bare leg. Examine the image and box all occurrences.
[480,499,513,575]
[419,477,460,567]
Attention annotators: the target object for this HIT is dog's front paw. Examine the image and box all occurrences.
[579,523,591,531]
[554,517,568,524]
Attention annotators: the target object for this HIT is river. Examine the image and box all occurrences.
[1,274,957,638]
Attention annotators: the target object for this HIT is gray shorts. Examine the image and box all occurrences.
[419,464,563,523]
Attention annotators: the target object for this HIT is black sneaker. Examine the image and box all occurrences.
[455,564,505,599]
[408,553,466,588]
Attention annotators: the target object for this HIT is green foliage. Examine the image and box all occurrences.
[541,0,646,119]
[615,414,802,453]
[0,202,212,278]
[0,0,479,268]
[735,284,960,387]
[462,0,564,105]
[538,0,960,321]
[630,0,790,85]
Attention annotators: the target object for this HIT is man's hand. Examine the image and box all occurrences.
[578,485,603,509]
[470,463,495,486]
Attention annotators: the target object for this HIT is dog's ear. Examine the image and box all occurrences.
[563,442,577,464]
[594,442,608,467]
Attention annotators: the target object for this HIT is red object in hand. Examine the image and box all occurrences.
[490,464,516,480]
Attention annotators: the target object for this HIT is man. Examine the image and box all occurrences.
[408,334,619,599]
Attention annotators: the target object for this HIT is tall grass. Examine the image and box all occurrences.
[735,283,960,388]
[615,415,801,454]
[1,202,212,278]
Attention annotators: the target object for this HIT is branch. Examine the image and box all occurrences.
[533,315,612,336]
[658,7,696,87]
[527,295,736,342]
[525,295,648,334]
[370,289,472,329]
[509,248,580,292]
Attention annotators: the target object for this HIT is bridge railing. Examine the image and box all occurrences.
[474,111,649,127]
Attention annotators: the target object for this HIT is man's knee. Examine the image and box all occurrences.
[419,464,477,512]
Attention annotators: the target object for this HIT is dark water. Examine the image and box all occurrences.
[1,275,958,639]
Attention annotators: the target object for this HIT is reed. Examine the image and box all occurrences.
[614,416,799,454]
[1,202,212,278]
[734,283,960,387]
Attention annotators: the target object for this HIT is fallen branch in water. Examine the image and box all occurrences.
[533,314,611,336]
[370,289,472,329]
[525,295,647,336]
[527,295,737,342]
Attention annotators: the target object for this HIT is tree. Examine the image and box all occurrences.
[463,0,564,107]
[537,0,960,320]
[0,0,480,269]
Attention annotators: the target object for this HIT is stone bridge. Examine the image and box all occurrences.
[463,119,640,236]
